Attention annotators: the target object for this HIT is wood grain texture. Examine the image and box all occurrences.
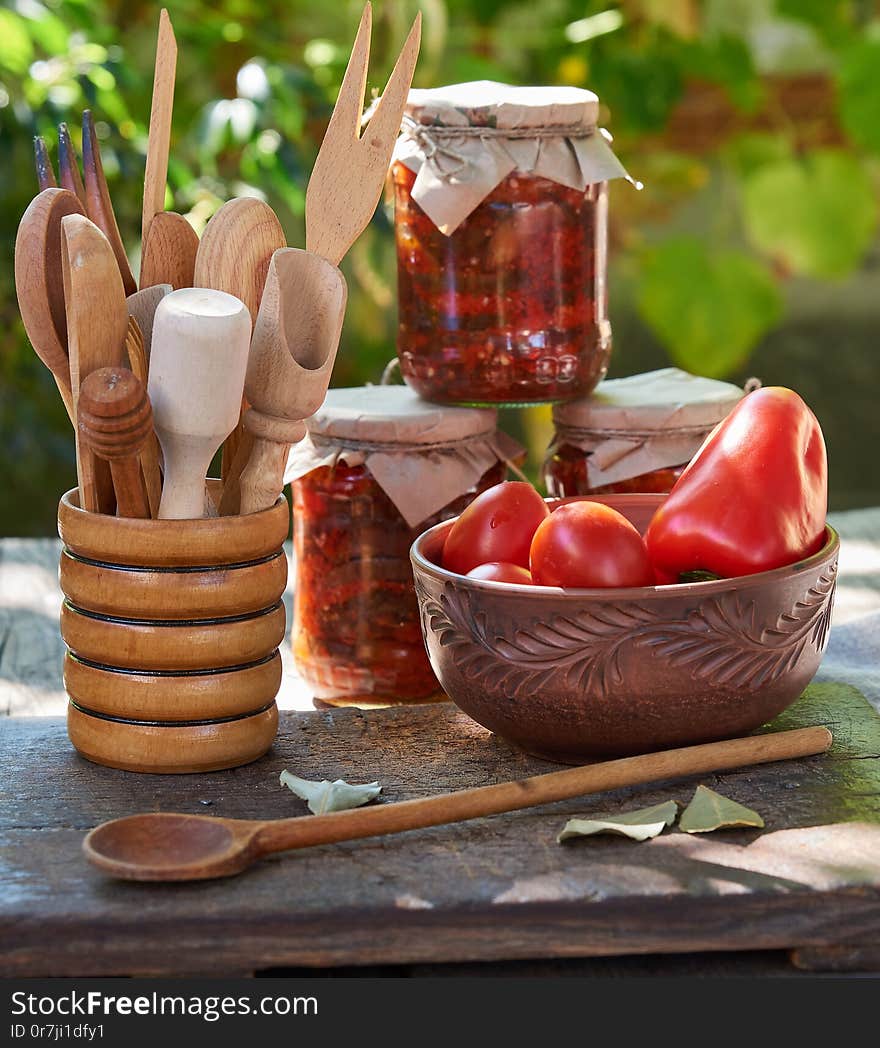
[68,700,278,774]
[305,5,420,266]
[126,284,170,363]
[236,248,346,515]
[141,8,177,253]
[81,111,137,296]
[140,212,198,290]
[57,123,86,209]
[1,684,878,974]
[14,188,86,425]
[123,316,162,517]
[77,366,153,519]
[63,650,282,721]
[61,213,129,514]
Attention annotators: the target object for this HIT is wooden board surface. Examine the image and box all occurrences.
[1,682,878,976]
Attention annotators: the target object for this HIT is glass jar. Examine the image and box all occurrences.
[287,386,518,708]
[391,82,632,407]
[541,369,745,497]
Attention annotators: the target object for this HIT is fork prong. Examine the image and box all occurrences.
[324,1,373,144]
[358,12,421,155]
[58,122,87,209]
[34,136,57,191]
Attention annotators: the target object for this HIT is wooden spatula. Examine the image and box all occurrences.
[148,288,252,519]
[14,188,86,424]
[237,249,347,515]
[142,8,177,253]
[61,213,130,514]
[305,3,421,266]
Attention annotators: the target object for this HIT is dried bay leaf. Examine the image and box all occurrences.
[557,800,678,844]
[679,785,764,834]
[280,771,382,815]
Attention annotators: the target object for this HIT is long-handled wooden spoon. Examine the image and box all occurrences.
[61,213,130,513]
[140,211,198,290]
[236,248,347,515]
[83,725,832,882]
[14,187,86,424]
[126,283,171,364]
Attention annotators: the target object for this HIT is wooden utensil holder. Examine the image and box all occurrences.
[57,480,288,773]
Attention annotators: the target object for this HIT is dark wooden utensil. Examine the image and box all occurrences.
[78,366,153,519]
[82,725,832,881]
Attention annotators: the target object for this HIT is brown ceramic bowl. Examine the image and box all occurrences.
[411,494,839,762]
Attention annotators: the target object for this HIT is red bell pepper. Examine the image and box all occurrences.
[645,386,827,581]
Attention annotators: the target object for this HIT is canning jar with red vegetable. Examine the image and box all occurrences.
[391,82,633,406]
[285,386,521,708]
[541,368,745,498]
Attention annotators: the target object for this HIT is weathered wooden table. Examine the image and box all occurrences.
[1,512,879,977]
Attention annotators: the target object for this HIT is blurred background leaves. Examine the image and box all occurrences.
[1,0,879,533]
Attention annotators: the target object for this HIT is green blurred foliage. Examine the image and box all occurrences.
[2,0,880,532]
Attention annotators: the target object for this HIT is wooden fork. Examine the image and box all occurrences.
[35,111,137,296]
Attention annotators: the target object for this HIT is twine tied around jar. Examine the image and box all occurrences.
[399,114,598,181]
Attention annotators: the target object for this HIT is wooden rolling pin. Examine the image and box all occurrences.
[148,288,251,519]
[237,249,347,516]
[78,367,153,519]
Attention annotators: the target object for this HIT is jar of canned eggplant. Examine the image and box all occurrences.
[541,368,746,497]
[285,385,522,708]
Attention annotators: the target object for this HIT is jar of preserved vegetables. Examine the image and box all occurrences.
[391,81,634,407]
[541,369,745,497]
[285,385,522,708]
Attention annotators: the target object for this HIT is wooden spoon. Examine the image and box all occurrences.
[14,187,86,424]
[140,211,198,290]
[194,196,287,483]
[123,316,163,518]
[236,248,347,515]
[148,287,252,519]
[82,725,832,882]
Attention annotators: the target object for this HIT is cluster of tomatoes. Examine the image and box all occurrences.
[442,482,655,588]
[440,387,829,589]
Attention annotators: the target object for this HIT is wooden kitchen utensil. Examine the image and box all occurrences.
[142,8,177,252]
[81,725,833,881]
[236,249,347,516]
[61,213,129,514]
[78,366,153,519]
[81,110,137,296]
[126,283,171,362]
[148,287,252,519]
[140,212,198,290]
[57,123,87,209]
[34,135,56,190]
[305,3,421,266]
[14,187,86,424]
[123,317,162,518]
[194,196,286,480]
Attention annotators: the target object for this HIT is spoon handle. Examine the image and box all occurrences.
[253,726,832,857]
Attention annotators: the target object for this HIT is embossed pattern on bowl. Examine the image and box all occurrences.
[411,494,839,761]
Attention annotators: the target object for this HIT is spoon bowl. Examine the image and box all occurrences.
[84,812,261,881]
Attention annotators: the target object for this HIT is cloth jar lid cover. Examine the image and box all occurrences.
[284,384,523,528]
[553,368,745,433]
[392,80,634,234]
[550,369,745,489]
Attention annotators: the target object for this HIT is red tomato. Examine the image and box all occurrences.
[529,501,654,588]
[466,562,533,584]
[443,482,549,575]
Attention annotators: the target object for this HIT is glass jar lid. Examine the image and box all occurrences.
[553,368,745,435]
